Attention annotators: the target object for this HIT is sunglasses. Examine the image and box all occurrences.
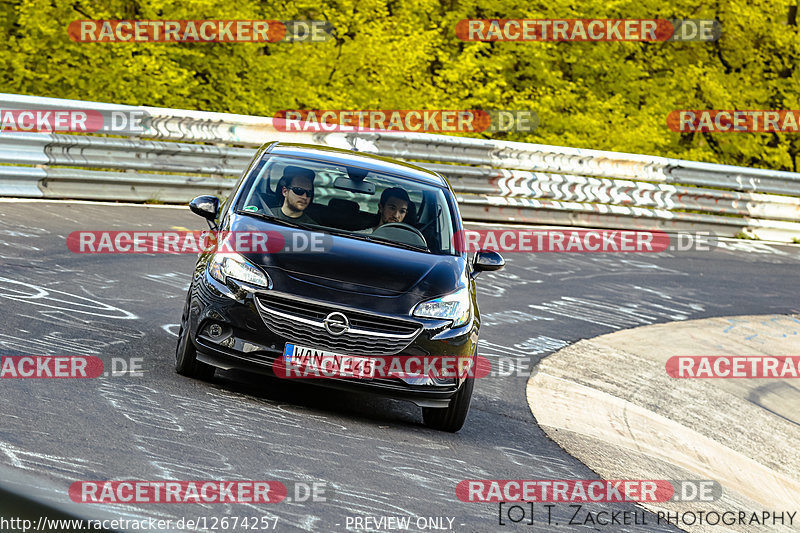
[287,186,313,197]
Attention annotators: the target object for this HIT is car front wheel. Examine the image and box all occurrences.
[422,371,474,432]
[175,291,215,382]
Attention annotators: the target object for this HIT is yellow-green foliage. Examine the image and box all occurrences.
[1,0,798,171]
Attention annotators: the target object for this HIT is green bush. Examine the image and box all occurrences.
[1,0,798,171]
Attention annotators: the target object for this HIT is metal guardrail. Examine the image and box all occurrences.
[2,93,800,241]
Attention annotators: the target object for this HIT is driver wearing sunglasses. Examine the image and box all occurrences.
[276,166,317,225]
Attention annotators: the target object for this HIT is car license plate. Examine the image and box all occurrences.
[283,343,375,378]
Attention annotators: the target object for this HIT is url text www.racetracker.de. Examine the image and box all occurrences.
[496,504,797,528]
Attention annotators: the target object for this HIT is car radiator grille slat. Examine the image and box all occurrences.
[255,293,422,356]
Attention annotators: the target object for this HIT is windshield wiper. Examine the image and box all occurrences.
[236,211,429,251]
[234,210,309,230]
[324,228,426,251]
[369,236,429,252]
[327,229,374,242]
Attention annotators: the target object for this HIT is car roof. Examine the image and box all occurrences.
[264,142,448,187]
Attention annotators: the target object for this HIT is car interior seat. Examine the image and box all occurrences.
[326,198,371,230]
[265,176,288,209]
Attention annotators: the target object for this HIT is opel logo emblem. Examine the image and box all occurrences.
[323,312,349,336]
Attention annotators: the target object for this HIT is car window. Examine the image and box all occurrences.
[234,155,458,255]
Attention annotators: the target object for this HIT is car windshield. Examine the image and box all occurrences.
[233,154,458,255]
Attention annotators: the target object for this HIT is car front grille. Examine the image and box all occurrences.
[255,292,422,356]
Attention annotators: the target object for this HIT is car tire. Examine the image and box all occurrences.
[175,290,216,382]
[422,371,474,432]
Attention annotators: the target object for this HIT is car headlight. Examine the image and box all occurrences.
[413,287,471,327]
[208,252,270,288]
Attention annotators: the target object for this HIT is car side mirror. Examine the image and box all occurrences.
[189,195,219,229]
[471,250,505,278]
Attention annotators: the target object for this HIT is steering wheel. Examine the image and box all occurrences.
[372,222,428,249]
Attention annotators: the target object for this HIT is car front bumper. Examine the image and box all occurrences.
[188,269,477,408]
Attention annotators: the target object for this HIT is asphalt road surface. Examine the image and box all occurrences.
[1,200,799,532]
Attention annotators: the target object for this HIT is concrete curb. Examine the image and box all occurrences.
[527,314,800,532]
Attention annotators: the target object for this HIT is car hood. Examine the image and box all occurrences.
[228,213,466,311]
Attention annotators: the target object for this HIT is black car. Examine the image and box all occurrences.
[175,142,504,431]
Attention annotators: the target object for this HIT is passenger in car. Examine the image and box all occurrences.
[275,166,317,225]
[359,187,410,234]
